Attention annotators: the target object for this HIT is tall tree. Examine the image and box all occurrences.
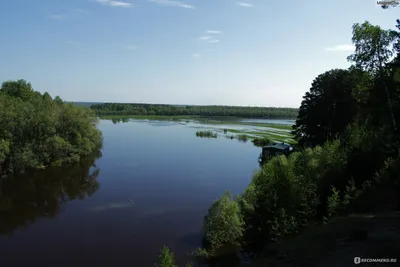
[292,68,365,147]
[347,21,398,132]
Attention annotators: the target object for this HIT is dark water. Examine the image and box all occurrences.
[0,120,260,267]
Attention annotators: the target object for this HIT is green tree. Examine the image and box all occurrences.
[292,68,364,147]
[155,246,177,267]
[0,80,103,176]
[202,191,244,255]
[347,21,398,133]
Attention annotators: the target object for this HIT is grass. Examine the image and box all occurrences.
[196,130,218,138]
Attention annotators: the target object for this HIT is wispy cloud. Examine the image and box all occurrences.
[237,2,254,7]
[192,53,201,58]
[325,44,355,52]
[149,0,195,9]
[49,14,66,20]
[67,41,81,47]
[206,30,221,34]
[208,40,220,43]
[199,36,212,40]
[126,45,138,50]
[96,0,133,8]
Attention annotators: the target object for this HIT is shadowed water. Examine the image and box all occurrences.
[0,120,261,267]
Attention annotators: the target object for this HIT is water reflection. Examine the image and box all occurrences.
[0,151,102,235]
[111,117,131,124]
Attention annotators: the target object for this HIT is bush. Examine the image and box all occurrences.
[202,191,244,255]
[251,137,272,147]
[155,246,177,267]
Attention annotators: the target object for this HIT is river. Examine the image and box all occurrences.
[0,119,290,267]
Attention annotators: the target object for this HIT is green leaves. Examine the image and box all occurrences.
[155,246,178,267]
[347,21,396,73]
[202,191,244,255]
[0,80,103,176]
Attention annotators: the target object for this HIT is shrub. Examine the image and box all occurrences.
[251,136,272,147]
[202,191,244,255]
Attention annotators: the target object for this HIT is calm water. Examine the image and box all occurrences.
[0,119,261,267]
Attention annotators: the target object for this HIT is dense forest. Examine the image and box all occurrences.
[154,19,400,267]
[90,103,298,119]
[0,80,103,177]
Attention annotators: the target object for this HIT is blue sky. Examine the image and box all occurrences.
[0,0,398,107]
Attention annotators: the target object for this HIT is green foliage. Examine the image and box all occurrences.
[327,187,340,217]
[202,191,244,255]
[91,103,298,119]
[251,137,272,147]
[292,68,365,147]
[195,131,218,138]
[196,18,400,265]
[347,21,397,74]
[155,246,196,267]
[155,246,177,267]
[0,80,103,176]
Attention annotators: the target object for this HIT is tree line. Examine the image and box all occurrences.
[90,103,299,119]
[154,19,400,267]
[0,80,103,177]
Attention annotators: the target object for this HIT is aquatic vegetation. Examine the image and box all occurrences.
[252,137,273,147]
[196,130,218,138]
[235,134,249,142]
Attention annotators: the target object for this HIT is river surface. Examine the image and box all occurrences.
[0,119,272,267]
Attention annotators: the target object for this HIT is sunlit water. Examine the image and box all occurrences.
[0,119,266,267]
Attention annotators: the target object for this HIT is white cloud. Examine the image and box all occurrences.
[207,30,221,34]
[149,0,195,9]
[192,53,201,58]
[96,0,133,8]
[49,14,66,20]
[208,40,220,43]
[237,2,254,7]
[126,45,138,50]
[324,44,355,52]
[199,36,212,40]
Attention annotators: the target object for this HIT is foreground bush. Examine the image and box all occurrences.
[202,191,244,256]
[155,246,193,267]
[0,80,103,177]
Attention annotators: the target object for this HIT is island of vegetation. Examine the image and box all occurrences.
[0,80,103,177]
[155,19,400,267]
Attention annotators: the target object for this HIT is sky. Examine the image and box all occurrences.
[0,0,399,108]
